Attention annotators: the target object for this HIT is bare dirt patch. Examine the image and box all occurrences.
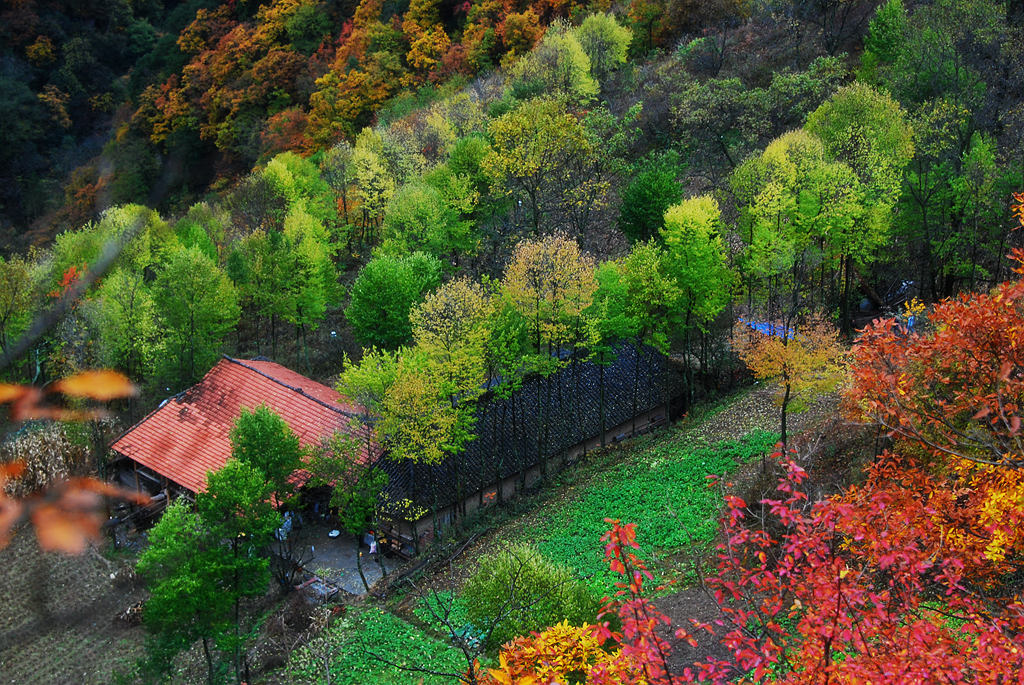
[0,527,146,684]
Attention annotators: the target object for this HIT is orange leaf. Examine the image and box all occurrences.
[0,384,28,404]
[66,477,151,506]
[31,503,101,554]
[1000,361,1013,381]
[0,497,23,550]
[0,461,26,483]
[51,370,138,401]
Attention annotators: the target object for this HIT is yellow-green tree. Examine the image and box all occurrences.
[352,127,397,240]
[410,278,491,516]
[660,195,734,401]
[410,277,490,402]
[0,255,39,365]
[92,268,158,387]
[502,235,597,479]
[482,97,593,236]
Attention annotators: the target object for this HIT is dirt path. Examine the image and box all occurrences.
[651,386,842,675]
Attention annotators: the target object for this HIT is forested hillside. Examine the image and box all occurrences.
[4,0,1022,394]
[3,0,1024,682]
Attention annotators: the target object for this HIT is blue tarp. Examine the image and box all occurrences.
[737,317,795,340]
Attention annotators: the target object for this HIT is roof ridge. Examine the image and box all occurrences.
[222,355,367,423]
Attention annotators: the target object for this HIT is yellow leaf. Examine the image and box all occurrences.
[52,370,138,401]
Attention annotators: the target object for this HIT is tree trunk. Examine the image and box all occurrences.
[202,637,215,685]
[355,535,370,593]
[599,361,606,449]
[780,380,791,451]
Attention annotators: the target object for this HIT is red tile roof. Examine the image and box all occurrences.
[110,357,378,494]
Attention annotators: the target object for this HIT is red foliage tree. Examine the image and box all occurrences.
[686,450,1024,683]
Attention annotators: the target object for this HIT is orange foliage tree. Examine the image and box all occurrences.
[734,315,847,448]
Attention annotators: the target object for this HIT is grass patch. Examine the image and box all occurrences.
[286,607,465,684]
[518,429,778,594]
[413,590,472,631]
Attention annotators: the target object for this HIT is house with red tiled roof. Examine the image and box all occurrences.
[110,356,380,501]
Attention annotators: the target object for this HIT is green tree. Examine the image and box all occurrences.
[154,245,240,388]
[381,181,475,257]
[307,431,389,591]
[92,268,158,385]
[660,195,734,399]
[731,129,872,328]
[950,131,1001,290]
[672,77,770,171]
[136,501,233,684]
[173,219,218,262]
[585,260,639,447]
[479,298,530,500]
[859,0,908,81]
[197,459,280,682]
[446,134,493,199]
[805,83,913,211]
[50,204,168,292]
[337,346,403,415]
[345,252,443,349]
[262,151,338,228]
[226,229,295,358]
[0,255,38,364]
[617,154,683,242]
[805,83,913,325]
[463,543,600,651]
[282,203,337,365]
[229,404,305,500]
[621,241,682,431]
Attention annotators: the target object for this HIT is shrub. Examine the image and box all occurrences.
[462,543,601,651]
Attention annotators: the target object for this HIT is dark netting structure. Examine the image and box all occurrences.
[377,344,685,517]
